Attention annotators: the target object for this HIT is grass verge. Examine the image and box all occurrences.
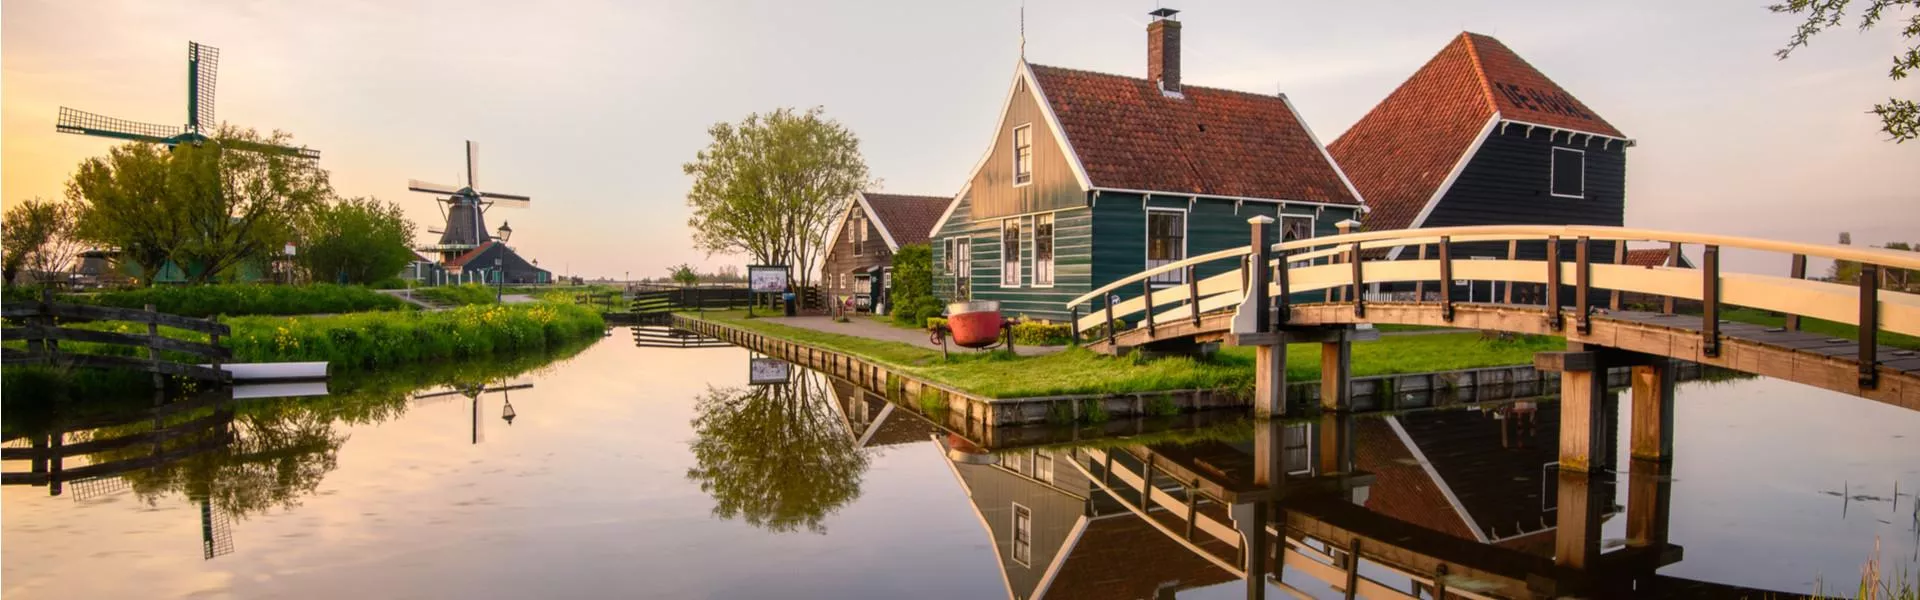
[688,310,1557,399]
[412,283,499,306]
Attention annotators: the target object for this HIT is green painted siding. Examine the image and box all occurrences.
[932,195,1093,322]
[1092,192,1360,308]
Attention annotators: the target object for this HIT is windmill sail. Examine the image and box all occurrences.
[56,107,182,143]
[188,42,219,132]
[408,180,463,195]
[466,140,479,189]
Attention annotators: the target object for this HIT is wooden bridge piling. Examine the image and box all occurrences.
[1320,333,1352,413]
[1630,358,1677,462]
[1535,349,1608,473]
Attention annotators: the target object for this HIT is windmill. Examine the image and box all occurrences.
[408,141,532,263]
[55,41,320,158]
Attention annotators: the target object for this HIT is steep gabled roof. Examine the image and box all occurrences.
[1026,63,1362,206]
[1329,33,1627,232]
[445,240,498,268]
[861,192,950,249]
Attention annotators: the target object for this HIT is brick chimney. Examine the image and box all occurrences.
[1147,8,1181,94]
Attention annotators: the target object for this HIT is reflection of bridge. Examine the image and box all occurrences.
[937,411,1797,599]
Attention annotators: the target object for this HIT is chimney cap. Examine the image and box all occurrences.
[1149,7,1179,20]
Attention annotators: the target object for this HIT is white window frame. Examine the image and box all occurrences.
[1550,147,1586,199]
[1145,207,1188,286]
[1011,124,1034,187]
[955,237,974,299]
[1002,218,1022,288]
[1030,213,1055,288]
[1011,503,1033,567]
[1033,452,1054,483]
[1280,213,1315,268]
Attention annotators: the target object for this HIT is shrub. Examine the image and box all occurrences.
[220,301,604,369]
[413,283,498,306]
[892,295,946,328]
[369,276,410,290]
[77,284,409,317]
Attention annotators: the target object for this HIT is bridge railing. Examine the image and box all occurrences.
[1066,224,1920,386]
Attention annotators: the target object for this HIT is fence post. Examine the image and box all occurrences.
[1576,236,1591,335]
[28,288,51,362]
[1068,305,1081,347]
[145,304,163,390]
[1663,241,1682,315]
[1275,250,1290,328]
[1105,294,1116,346]
[1786,254,1807,331]
[1610,239,1625,311]
[1351,241,1366,318]
[1437,236,1454,323]
[209,318,223,381]
[1504,239,1519,304]
[1415,244,1428,302]
[1249,216,1274,333]
[1860,264,1880,389]
[1546,236,1563,331]
[1141,279,1156,337]
[1702,245,1721,358]
[1187,265,1201,327]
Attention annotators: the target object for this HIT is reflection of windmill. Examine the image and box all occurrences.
[55,41,320,158]
[408,141,531,263]
[412,381,531,444]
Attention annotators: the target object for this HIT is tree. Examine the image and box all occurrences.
[2,197,84,286]
[69,127,331,285]
[684,107,872,294]
[298,196,416,285]
[669,263,700,287]
[684,373,868,534]
[1772,0,1920,142]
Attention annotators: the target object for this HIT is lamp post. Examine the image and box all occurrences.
[494,257,504,302]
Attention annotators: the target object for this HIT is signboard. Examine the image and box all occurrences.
[748,357,792,385]
[747,265,789,294]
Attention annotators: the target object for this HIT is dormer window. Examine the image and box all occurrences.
[1012,124,1033,186]
[1551,147,1585,198]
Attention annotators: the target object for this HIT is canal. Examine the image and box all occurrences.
[3,327,1916,598]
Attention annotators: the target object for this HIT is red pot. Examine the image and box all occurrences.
[946,300,1004,348]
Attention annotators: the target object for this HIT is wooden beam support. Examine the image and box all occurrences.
[1351,241,1365,318]
[1414,244,1427,302]
[1504,239,1518,304]
[1786,253,1807,331]
[1575,236,1591,334]
[1142,279,1157,337]
[1861,264,1880,389]
[1437,236,1454,322]
[1546,236,1563,331]
[1555,470,1604,569]
[1702,245,1721,358]
[1105,294,1117,345]
[1068,305,1080,346]
[1630,358,1676,462]
[1663,241,1682,315]
[1320,332,1353,412]
[1611,239,1625,311]
[1540,349,1607,473]
[1276,251,1291,325]
[1255,343,1286,418]
[1188,265,1202,327]
[1626,459,1674,549]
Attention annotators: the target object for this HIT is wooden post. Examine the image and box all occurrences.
[1555,469,1603,569]
[1104,295,1116,345]
[1786,254,1807,331]
[1187,265,1201,327]
[1545,236,1562,331]
[1437,236,1454,322]
[209,320,223,381]
[1320,331,1352,412]
[1629,357,1675,462]
[1141,279,1156,337]
[1663,241,1682,315]
[1068,305,1080,347]
[1255,344,1286,418]
[145,304,163,390]
[1249,216,1283,418]
[1861,264,1880,389]
[1350,241,1365,318]
[1415,244,1428,302]
[1610,239,1625,311]
[1536,350,1605,472]
[1702,245,1721,358]
[1626,459,1674,549]
[1575,236,1591,334]
[1504,239,1518,304]
[1275,252,1291,326]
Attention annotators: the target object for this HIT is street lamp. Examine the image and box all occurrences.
[497,221,513,243]
[501,390,517,425]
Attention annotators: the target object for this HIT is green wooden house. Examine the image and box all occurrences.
[928,9,1366,322]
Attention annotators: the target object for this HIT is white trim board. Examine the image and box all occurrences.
[1387,112,1502,260]
[1280,93,1370,214]
[855,192,903,252]
[1386,416,1488,543]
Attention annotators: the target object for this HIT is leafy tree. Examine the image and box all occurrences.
[669,263,700,287]
[1771,0,1920,141]
[685,372,868,534]
[68,127,331,285]
[684,107,873,294]
[2,197,84,286]
[298,196,416,285]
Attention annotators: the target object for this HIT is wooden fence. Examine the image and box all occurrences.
[1,292,232,383]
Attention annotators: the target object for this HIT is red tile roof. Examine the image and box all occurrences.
[861,192,950,248]
[445,240,496,268]
[1624,247,1690,268]
[1329,33,1625,231]
[1027,63,1360,206]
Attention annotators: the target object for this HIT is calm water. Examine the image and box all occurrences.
[3,328,1916,599]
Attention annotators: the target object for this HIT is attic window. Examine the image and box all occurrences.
[1551,147,1585,198]
[1012,124,1033,186]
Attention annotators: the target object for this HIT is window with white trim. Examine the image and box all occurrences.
[1002,219,1022,288]
[1012,124,1033,186]
[1281,214,1315,268]
[1011,503,1033,566]
[1033,452,1054,483]
[1032,214,1055,287]
[1551,147,1585,198]
[1146,209,1186,285]
[952,237,973,300]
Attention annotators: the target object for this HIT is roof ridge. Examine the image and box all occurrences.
[1458,32,1502,117]
[1027,62,1291,100]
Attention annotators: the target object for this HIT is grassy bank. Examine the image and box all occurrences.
[412,283,499,307]
[688,310,1557,399]
[64,283,410,317]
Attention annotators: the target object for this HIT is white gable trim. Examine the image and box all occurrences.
[953,61,1095,213]
[1387,112,1502,260]
[1498,117,1635,147]
[925,182,970,241]
[1028,514,1091,600]
[1279,93,1369,214]
[854,192,903,252]
[1387,415,1489,543]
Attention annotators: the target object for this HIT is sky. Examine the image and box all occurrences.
[3,0,1916,278]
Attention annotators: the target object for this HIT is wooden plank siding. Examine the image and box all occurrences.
[933,197,1094,322]
[968,75,1085,220]
[1423,126,1626,262]
[1093,192,1360,309]
[820,202,895,305]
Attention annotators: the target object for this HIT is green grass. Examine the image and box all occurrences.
[1718,306,1920,350]
[690,311,1558,399]
[67,283,410,317]
[412,283,499,306]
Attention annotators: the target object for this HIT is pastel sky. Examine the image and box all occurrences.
[4,0,1916,278]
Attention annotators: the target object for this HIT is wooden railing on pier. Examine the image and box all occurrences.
[632,287,752,315]
[1,294,231,383]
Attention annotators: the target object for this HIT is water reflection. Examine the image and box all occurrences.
[685,356,871,534]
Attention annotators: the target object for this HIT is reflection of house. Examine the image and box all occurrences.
[938,439,1236,600]
[819,192,949,314]
[824,379,945,448]
[1354,404,1618,557]
[928,8,1364,322]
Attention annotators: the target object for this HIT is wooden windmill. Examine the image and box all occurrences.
[408,141,532,262]
[55,41,319,158]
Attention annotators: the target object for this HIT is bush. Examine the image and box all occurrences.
[78,284,409,317]
[369,276,409,290]
[413,283,498,306]
[219,301,604,369]
[892,295,946,328]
